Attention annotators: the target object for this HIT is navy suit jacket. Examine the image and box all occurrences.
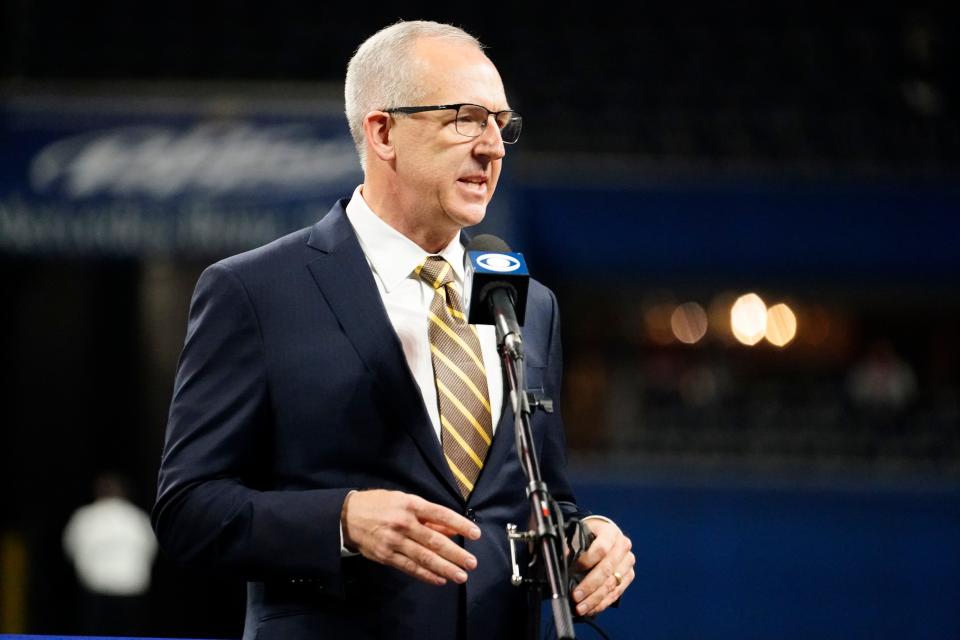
[153,200,584,640]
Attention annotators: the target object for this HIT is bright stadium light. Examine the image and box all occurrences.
[765,303,797,347]
[730,293,767,346]
[671,302,708,344]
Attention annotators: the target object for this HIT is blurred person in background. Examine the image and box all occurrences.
[152,19,633,640]
[62,472,157,635]
[847,339,918,413]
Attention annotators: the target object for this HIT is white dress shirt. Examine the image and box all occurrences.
[344,185,504,438]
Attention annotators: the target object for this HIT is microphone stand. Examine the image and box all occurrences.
[499,331,577,640]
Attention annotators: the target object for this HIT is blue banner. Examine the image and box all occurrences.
[0,88,362,256]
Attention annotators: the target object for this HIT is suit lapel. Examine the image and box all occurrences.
[305,201,462,502]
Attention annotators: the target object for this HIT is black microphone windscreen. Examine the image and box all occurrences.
[462,233,528,327]
[466,234,512,254]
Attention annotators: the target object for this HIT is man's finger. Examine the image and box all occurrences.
[577,564,624,616]
[572,534,631,610]
[423,521,461,537]
[388,551,447,586]
[399,537,470,584]
[574,561,615,615]
[412,498,481,540]
[410,522,478,572]
[575,526,619,571]
[575,535,629,594]
[586,566,635,617]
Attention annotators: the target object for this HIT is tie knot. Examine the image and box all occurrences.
[417,256,455,290]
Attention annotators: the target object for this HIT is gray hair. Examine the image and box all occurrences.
[344,20,484,171]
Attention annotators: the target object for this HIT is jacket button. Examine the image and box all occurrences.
[465,508,477,522]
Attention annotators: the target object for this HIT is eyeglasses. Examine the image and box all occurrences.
[384,103,523,144]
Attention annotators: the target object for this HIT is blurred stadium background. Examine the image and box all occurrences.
[1,3,958,638]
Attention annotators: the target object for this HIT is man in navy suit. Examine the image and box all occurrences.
[153,20,634,639]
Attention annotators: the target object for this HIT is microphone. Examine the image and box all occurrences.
[468,238,575,639]
[463,234,530,358]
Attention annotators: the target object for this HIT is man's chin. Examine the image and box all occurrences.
[447,204,488,229]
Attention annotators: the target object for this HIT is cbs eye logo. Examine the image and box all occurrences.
[476,253,521,272]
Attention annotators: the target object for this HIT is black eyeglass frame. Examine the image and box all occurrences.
[383,103,523,144]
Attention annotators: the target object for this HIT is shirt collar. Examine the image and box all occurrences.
[345,185,466,292]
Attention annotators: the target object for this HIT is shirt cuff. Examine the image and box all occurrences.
[581,514,621,534]
[340,490,360,557]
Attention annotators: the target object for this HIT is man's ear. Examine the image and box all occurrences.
[363,111,395,163]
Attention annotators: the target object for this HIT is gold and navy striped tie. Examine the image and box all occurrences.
[416,256,493,498]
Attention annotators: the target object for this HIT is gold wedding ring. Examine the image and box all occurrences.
[613,571,623,587]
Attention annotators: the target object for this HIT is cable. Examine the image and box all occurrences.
[581,619,613,640]
[543,618,614,640]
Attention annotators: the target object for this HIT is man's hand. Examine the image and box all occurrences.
[341,489,481,586]
[571,519,634,617]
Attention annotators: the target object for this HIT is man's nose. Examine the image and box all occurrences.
[475,117,506,159]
